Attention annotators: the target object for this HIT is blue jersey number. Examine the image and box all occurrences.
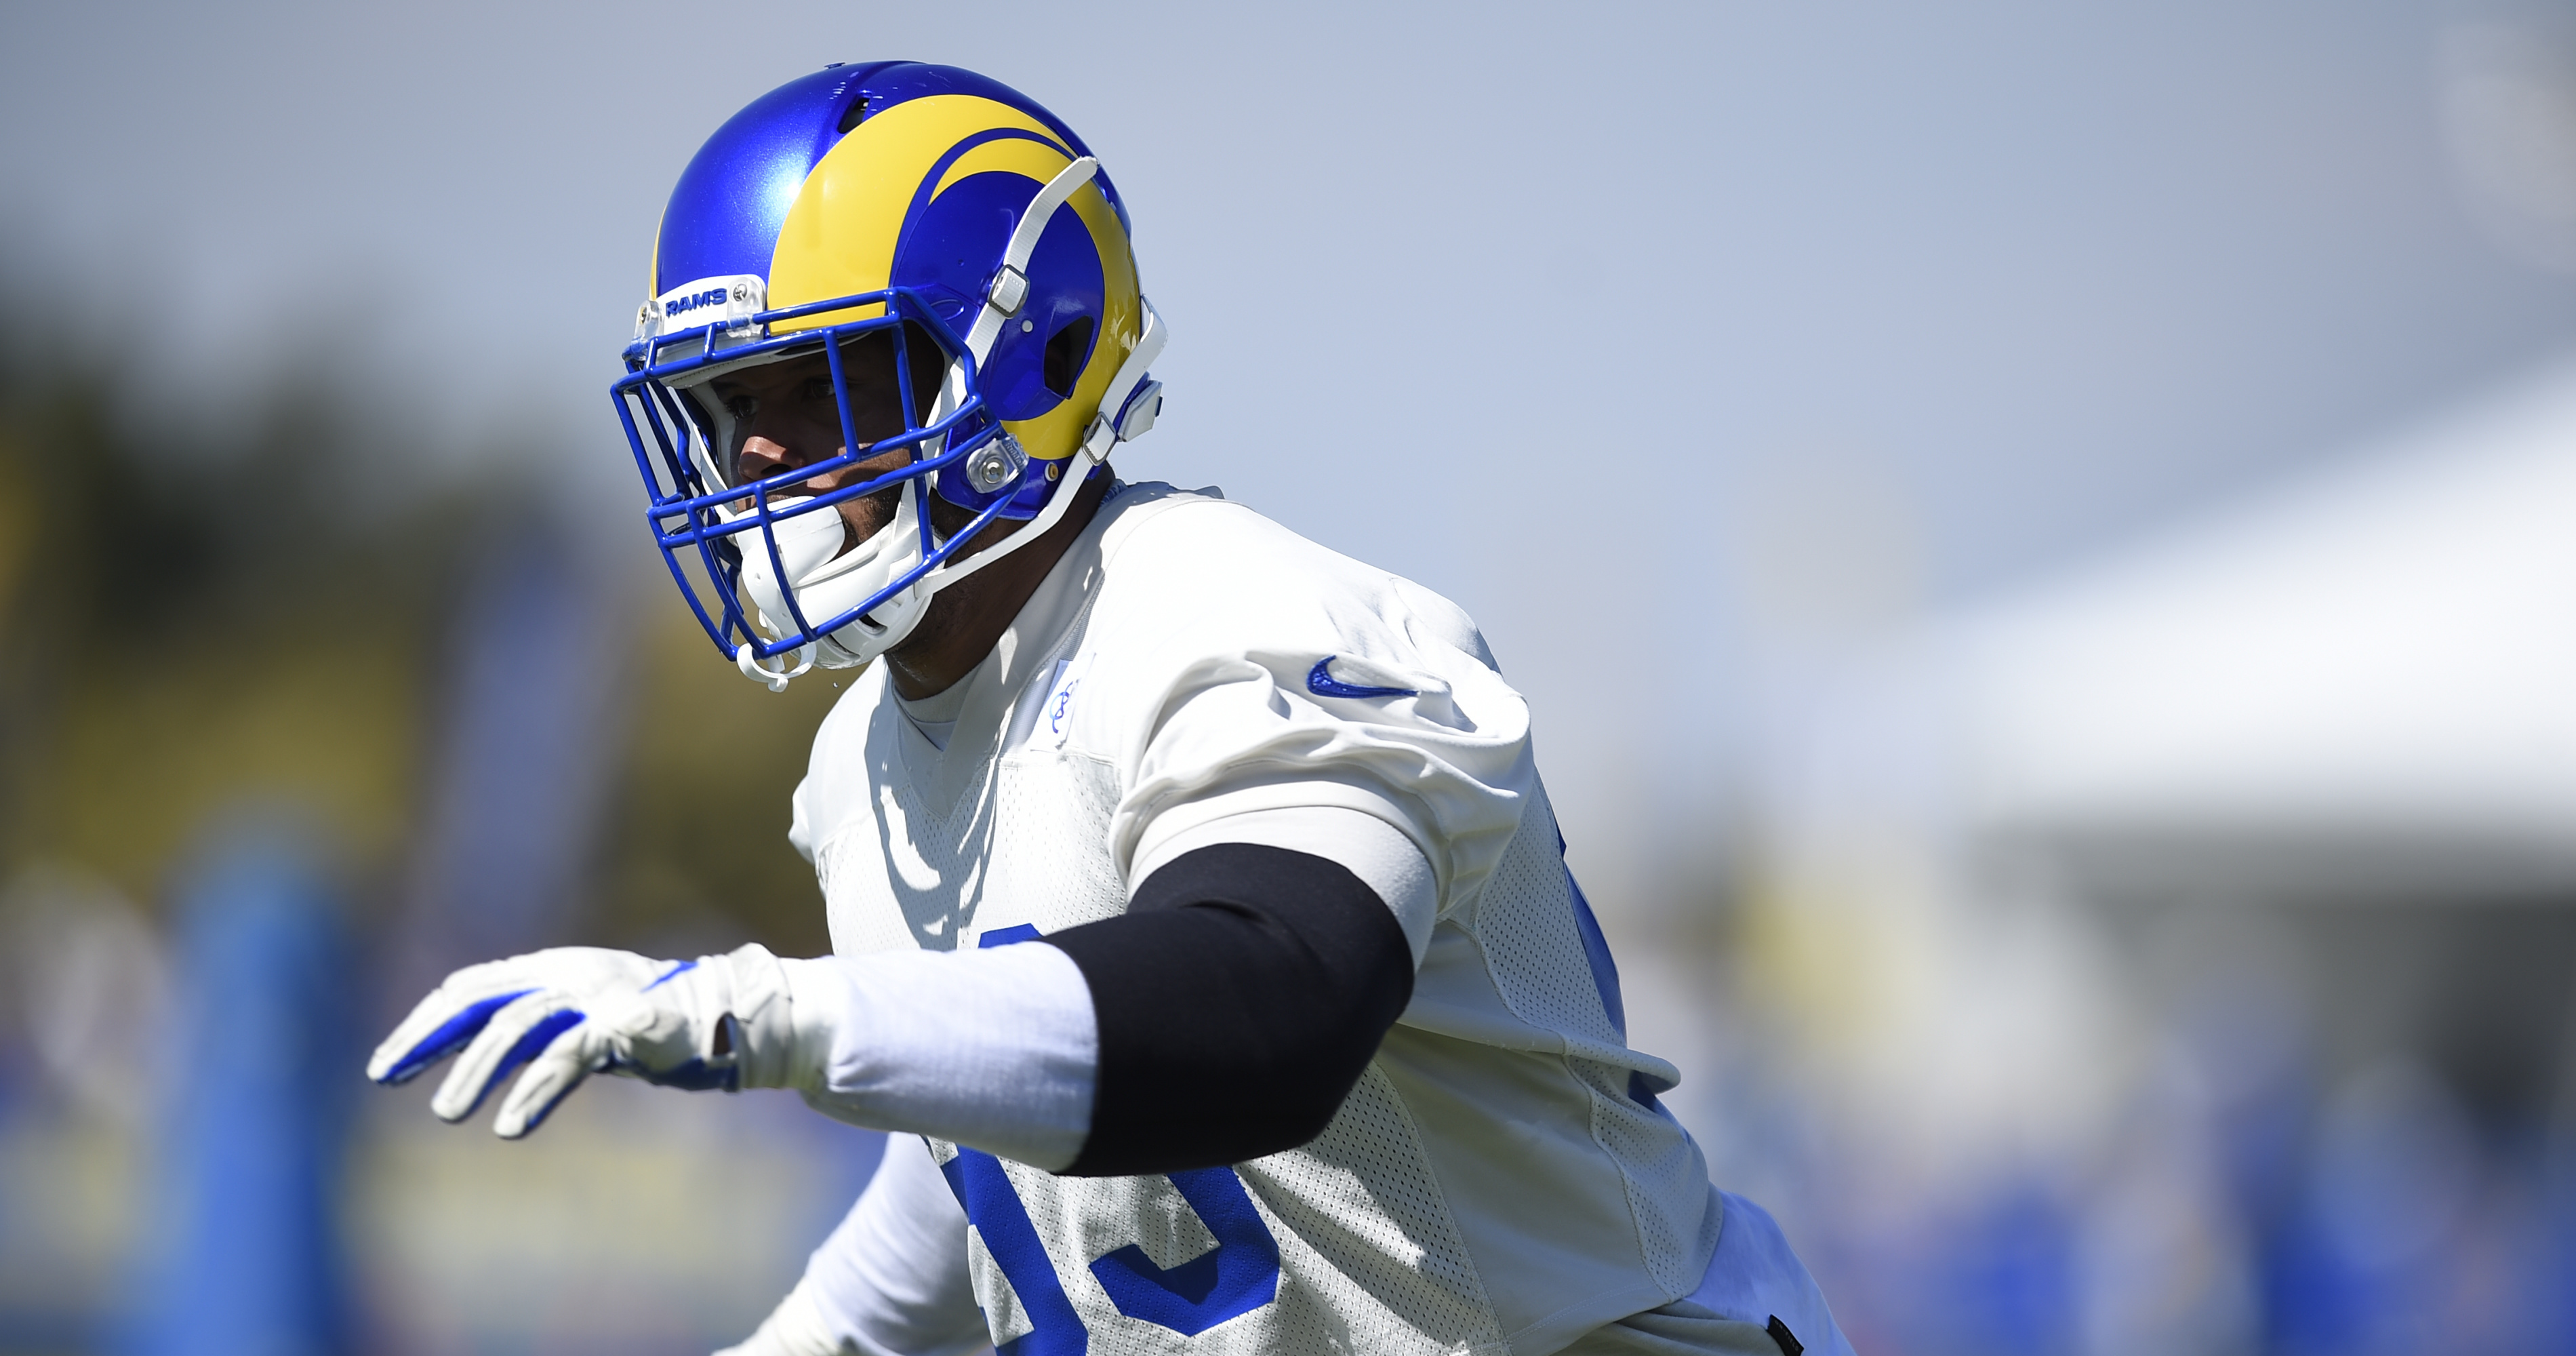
[1088,1165,1281,1334]
[951,929,1284,1352]
[942,1148,1090,1356]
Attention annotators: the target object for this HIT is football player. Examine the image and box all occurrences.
[370,62,1853,1356]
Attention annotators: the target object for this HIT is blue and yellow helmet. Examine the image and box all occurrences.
[612,62,1165,687]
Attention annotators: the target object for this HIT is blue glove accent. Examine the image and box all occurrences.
[464,1008,586,1115]
[623,1054,739,1094]
[643,959,698,990]
[371,943,799,1138]
[374,988,535,1085]
[514,1062,589,1134]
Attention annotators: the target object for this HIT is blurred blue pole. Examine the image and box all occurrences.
[125,832,352,1356]
[387,523,626,1002]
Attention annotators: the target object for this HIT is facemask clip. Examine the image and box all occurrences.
[736,641,818,693]
[965,433,1028,494]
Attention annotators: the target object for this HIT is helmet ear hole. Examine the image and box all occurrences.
[1042,316,1095,399]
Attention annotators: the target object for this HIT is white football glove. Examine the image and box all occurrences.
[367,943,822,1138]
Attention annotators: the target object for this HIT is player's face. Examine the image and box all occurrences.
[703,328,946,556]
[700,330,1050,680]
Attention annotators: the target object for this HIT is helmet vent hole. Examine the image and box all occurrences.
[1042,317,1094,399]
[837,96,869,134]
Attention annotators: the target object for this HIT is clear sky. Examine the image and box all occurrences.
[6,0,2572,896]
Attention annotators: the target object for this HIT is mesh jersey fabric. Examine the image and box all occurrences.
[789,482,1725,1356]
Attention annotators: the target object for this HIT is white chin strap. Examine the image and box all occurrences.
[731,154,1169,692]
[963,157,1098,369]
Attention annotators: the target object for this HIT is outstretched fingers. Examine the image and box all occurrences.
[367,949,688,1136]
[367,965,545,1086]
[428,991,590,1123]
[494,1024,611,1139]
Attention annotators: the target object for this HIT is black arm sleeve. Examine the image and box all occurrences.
[1043,841,1416,1177]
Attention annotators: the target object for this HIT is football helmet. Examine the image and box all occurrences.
[612,63,1165,689]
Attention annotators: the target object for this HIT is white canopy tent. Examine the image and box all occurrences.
[1720,360,2576,1315]
[1941,353,2576,900]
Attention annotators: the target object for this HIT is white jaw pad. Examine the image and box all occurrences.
[750,479,934,674]
[736,498,850,640]
[740,499,848,580]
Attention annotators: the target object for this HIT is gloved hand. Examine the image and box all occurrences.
[367,943,820,1138]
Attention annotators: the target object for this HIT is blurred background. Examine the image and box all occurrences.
[3,1,2575,1351]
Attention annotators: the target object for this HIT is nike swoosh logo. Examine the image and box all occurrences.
[1306,656,1417,700]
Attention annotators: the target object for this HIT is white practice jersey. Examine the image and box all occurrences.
[788,483,1723,1356]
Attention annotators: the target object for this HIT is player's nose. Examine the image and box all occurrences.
[736,431,814,485]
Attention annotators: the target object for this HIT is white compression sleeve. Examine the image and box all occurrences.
[784,940,1098,1170]
[781,805,1437,1171]
[721,1134,984,1356]
[746,808,1440,1353]
[809,1136,986,1356]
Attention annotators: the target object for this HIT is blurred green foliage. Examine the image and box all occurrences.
[0,343,840,955]
[0,360,454,904]
[599,603,843,957]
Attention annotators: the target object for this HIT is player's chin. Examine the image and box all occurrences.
[946,509,1026,562]
[824,488,895,557]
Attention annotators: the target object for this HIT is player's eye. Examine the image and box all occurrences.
[799,377,837,404]
[725,394,758,420]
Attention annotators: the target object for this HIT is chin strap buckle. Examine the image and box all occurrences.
[986,265,1028,317]
[1083,379,1163,460]
[1080,298,1170,460]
